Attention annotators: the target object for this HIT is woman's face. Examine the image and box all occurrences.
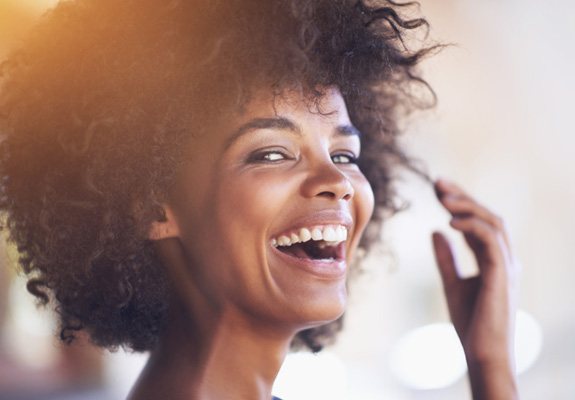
[166,87,374,330]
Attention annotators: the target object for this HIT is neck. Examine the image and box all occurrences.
[128,300,294,400]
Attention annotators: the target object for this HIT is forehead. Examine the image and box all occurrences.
[191,87,353,151]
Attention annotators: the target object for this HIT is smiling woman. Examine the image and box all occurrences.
[150,89,374,336]
[0,0,520,399]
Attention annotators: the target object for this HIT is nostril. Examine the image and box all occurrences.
[316,189,353,201]
[301,163,355,200]
[317,191,336,199]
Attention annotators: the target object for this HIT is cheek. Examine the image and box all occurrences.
[212,170,296,273]
[206,171,302,310]
[218,170,294,228]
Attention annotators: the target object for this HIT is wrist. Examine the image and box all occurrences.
[466,358,519,400]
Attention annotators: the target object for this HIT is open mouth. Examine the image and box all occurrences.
[271,225,347,262]
[276,240,344,261]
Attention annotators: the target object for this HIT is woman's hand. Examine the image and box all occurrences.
[432,178,521,400]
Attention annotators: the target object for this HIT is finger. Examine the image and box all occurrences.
[434,178,469,198]
[450,216,507,270]
[434,178,512,251]
[432,231,460,287]
[440,195,511,250]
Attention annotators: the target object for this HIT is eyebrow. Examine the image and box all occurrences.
[225,116,361,149]
[336,124,361,137]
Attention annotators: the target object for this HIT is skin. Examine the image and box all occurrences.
[131,88,374,400]
[433,179,520,399]
[130,88,519,399]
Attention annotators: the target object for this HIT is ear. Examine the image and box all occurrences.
[148,205,181,241]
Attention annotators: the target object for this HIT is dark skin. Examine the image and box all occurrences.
[434,179,520,399]
[129,88,519,400]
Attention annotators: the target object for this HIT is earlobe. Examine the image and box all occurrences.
[148,205,181,240]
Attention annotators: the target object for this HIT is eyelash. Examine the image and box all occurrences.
[248,150,358,164]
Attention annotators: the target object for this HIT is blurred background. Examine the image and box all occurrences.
[0,0,573,399]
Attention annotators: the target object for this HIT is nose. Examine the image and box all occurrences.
[301,160,355,201]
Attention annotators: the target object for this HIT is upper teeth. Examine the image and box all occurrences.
[271,225,348,247]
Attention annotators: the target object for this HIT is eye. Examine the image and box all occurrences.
[247,149,291,163]
[331,153,358,164]
[263,152,286,162]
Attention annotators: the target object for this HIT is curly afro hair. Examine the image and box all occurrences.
[0,0,435,352]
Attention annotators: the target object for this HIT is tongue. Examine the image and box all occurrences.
[278,241,337,260]
[279,242,310,259]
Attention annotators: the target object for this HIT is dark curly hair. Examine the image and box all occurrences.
[0,0,435,353]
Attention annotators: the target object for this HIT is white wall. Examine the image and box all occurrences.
[330,1,575,398]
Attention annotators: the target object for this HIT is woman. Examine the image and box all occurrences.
[0,0,519,399]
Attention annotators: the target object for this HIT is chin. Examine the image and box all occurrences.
[284,280,348,329]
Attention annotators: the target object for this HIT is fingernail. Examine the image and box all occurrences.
[434,178,447,196]
[436,177,454,187]
[441,194,458,202]
[449,217,464,226]
[434,178,448,193]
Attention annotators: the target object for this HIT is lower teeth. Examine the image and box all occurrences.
[318,242,339,249]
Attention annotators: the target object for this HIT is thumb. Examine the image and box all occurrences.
[432,231,459,287]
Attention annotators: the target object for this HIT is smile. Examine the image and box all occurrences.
[270,225,348,262]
